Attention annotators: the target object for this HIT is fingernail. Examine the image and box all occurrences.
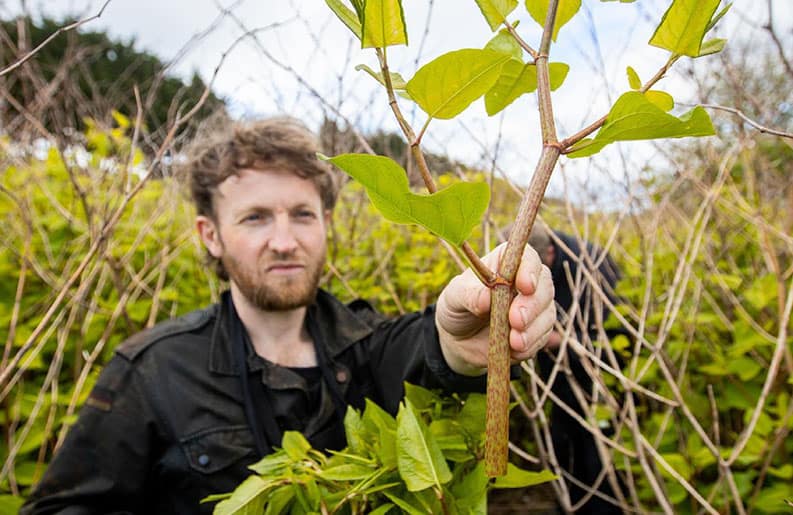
[521,330,530,352]
[519,306,530,327]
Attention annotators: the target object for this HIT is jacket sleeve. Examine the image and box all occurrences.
[21,355,163,515]
[363,305,492,413]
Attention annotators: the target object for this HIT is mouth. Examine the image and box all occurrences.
[265,263,305,274]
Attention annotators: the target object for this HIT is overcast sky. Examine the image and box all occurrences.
[4,0,791,205]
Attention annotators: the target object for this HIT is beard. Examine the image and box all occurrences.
[222,248,325,311]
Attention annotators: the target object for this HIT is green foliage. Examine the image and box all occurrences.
[649,0,723,57]
[567,91,715,157]
[0,123,216,498]
[362,0,408,48]
[524,0,581,41]
[406,49,511,120]
[323,153,490,246]
[473,0,519,31]
[208,384,554,514]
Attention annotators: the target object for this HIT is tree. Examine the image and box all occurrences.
[0,16,226,150]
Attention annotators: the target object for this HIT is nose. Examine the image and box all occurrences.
[268,213,298,254]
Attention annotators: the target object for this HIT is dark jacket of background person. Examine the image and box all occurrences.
[22,290,486,514]
[537,230,625,514]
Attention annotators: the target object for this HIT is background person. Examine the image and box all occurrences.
[527,222,625,514]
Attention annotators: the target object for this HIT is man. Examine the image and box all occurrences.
[528,223,624,514]
[22,118,555,514]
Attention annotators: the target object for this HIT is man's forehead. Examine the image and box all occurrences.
[214,168,322,208]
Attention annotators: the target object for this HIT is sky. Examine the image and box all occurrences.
[4,0,791,207]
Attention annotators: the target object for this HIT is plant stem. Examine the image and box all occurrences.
[375,48,496,284]
[485,0,562,476]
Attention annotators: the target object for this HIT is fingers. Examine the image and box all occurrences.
[513,243,544,296]
[508,264,555,360]
[436,268,491,338]
[509,300,556,361]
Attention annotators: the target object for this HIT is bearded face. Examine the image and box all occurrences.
[220,241,326,311]
[197,168,330,312]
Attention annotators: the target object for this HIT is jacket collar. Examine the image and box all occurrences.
[208,289,374,376]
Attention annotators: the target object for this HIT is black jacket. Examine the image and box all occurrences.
[23,290,486,514]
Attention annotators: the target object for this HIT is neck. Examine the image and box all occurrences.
[230,284,316,367]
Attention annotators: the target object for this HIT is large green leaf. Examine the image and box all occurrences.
[396,399,452,491]
[567,91,715,158]
[485,59,569,115]
[649,0,721,57]
[406,49,511,119]
[325,0,363,40]
[212,475,270,515]
[525,0,581,41]
[474,0,519,31]
[322,153,490,246]
[362,0,408,48]
[492,463,557,488]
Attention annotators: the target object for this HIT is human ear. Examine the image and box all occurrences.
[196,216,223,258]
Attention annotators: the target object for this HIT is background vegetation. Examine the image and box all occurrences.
[1,3,792,514]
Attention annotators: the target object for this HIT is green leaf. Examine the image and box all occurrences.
[326,0,363,40]
[458,393,487,438]
[525,0,581,41]
[656,453,692,481]
[474,0,519,31]
[644,90,674,112]
[362,0,408,48]
[319,463,376,481]
[626,66,641,90]
[322,153,490,246]
[492,464,557,488]
[567,91,715,158]
[396,398,452,491]
[281,431,311,460]
[649,0,721,57]
[383,490,427,515]
[248,452,290,476]
[263,486,294,515]
[698,38,727,57]
[344,407,366,454]
[406,49,511,119]
[404,383,440,411]
[485,60,568,115]
[0,495,24,514]
[753,481,793,513]
[369,504,396,515]
[450,462,488,512]
[212,475,270,515]
[430,419,470,461]
[768,464,793,480]
[485,29,523,60]
[727,356,762,381]
[705,2,732,33]
[355,63,407,89]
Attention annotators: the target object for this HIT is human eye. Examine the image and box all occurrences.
[293,208,317,222]
[241,212,267,224]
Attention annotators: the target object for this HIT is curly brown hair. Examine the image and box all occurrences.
[181,116,338,279]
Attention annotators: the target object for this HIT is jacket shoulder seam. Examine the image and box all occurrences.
[116,306,215,361]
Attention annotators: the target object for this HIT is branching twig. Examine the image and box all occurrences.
[0,0,112,78]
